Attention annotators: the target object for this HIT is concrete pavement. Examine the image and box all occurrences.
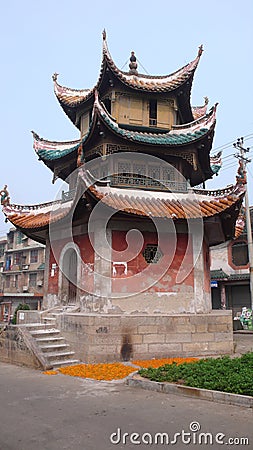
[0,362,252,450]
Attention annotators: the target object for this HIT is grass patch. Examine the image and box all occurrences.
[138,352,253,397]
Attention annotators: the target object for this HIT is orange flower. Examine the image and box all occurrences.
[132,357,198,368]
[43,370,59,375]
[58,363,137,381]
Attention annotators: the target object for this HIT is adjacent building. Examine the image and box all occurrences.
[0,227,45,320]
[210,207,253,316]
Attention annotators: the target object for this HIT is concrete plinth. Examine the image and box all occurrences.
[57,310,233,363]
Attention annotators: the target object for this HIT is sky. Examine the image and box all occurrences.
[0,0,253,236]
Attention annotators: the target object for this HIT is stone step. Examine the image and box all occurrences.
[23,323,54,331]
[30,328,61,336]
[51,359,80,368]
[40,343,69,352]
[46,351,75,360]
[35,336,65,343]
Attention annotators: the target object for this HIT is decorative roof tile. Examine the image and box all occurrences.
[80,167,245,221]
[32,131,81,161]
[53,34,203,109]
[192,97,209,120]
[33,95,218,165]
[210,269,229,280]
[52,73,93,107]
[3,167,245,232]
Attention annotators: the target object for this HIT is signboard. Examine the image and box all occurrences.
[211,280,218,288]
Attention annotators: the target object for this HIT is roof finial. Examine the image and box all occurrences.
[198,45,203,57]
[102,29,106,41]
[129,51,138,75]
[52,72,59,82]
[204,96,209,105]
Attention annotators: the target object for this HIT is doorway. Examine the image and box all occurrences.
[61,248,77,304]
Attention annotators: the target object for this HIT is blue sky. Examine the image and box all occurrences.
[0,0,253,235]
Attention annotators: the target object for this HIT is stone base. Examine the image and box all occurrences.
[0,326,43,369]
[57,310,233,363]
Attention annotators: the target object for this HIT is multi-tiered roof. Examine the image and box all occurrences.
[2,32,245,244]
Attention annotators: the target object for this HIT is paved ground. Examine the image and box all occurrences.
[233,332,253,355]
[0,360,252,450]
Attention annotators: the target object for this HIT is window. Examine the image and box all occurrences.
[149,100,157,126]
[5,275,10,288]
[0,244,5,257]
[5,256,11,271]
[29,273,37,288]
[13,275,18,288]
[13,252,22,265]
[30,249,38,264]
[231,241,249,267]
[16,231,23,244]
[143,244,163,264]
[7,231,14,248]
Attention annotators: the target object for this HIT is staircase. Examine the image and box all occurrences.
[24,322,80,369]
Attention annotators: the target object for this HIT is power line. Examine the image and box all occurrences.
[210,134,253,155]
[233,137,253,311]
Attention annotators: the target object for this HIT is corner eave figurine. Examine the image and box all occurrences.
[236,160,247,185]
[0,185,10,206]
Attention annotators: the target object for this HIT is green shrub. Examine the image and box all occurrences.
[138,353,253,396]
[12,303,30,324]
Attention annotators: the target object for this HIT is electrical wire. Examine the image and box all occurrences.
[210,133,253,155]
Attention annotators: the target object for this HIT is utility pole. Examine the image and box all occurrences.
[233,137,253,311]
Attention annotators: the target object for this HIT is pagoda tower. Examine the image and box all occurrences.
[2,32,245,362]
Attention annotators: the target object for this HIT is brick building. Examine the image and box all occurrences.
[0,227,45,320]
[210,207,253,316]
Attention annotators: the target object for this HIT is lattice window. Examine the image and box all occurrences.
[143,244,163,264]
[148,165,160,180]
[101,163,109,179]
[162,167,175,181]
[133,163,146,176]
[106,144,133,155]
[118,162,131,175]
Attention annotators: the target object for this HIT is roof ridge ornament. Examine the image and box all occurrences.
[1,185,10,206]
[129,51,138,75]
[52,72,59,82]
[198,45,203,57]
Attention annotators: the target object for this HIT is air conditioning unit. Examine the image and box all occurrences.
[37,280,43,287]
[22,265,29,270]
[23,286,28,292]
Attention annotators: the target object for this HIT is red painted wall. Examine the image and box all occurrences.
[47,234,94,295]
[111,230,194,293]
